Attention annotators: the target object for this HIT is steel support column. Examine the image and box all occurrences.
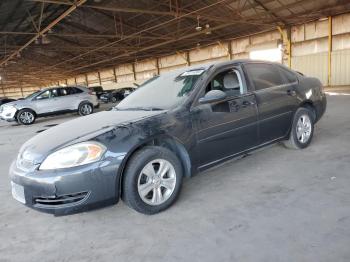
[328,16,332,86]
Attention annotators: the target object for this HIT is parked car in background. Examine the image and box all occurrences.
[100,87,136,103]
[0,97,16,106]
[9,60,326,215]
[88,86,114,99]
[0,86,99,125]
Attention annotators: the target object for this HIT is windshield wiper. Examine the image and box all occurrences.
[115,107,164,111]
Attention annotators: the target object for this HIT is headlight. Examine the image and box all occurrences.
[39,141,106,170]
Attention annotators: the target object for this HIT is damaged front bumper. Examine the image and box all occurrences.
[9,158,123,215]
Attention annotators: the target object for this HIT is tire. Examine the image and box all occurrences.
[111,97,117,103]
[17,109,36,125]
[122,146,183,215]
[283,107,314,149]
[78,102,93,116]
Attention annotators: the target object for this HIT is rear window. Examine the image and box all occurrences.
[58,87,83,96]
[244,63,285,91]
[72,87,83,94]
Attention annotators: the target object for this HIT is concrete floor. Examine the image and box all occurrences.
[0,93,350,262]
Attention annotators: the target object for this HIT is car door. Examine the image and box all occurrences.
[31,90,52,114]
[31,89,62,114]
[243,62,299,144]
[192,67,259,168]
[56,87,77,111]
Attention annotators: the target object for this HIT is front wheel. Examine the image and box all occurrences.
[78,102,93,116]
[17,109,36,125]
[122,146,183,215]
[283,107,314,149]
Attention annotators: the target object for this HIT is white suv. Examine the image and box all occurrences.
[0,86,99,125]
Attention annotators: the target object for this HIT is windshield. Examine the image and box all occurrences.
[25,90,42,100]
[116,69,205,110]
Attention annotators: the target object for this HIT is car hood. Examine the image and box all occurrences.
[1,99,30,108]
[18,110,165,164]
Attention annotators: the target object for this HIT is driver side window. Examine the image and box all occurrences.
[205,69,244,97]
[35,90,51,100]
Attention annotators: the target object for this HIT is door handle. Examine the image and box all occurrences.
[287,89,296,96]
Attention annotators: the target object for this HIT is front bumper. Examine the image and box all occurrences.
[9,157,123,215]
[0,107,17,121]
[315,93,327,123]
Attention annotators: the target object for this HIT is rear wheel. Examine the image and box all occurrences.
[17,109,36,125]
[284,107,314,149]
[111,96,117,103]
[122,146,183,215]
[78,102,93,116]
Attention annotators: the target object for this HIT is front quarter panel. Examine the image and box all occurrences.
[93,109,196,180]
[296,76,327,121]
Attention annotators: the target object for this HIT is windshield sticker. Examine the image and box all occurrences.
[180,69,205,76]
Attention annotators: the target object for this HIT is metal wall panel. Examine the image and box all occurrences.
[87,72,99,84]
[159,64,187,73]
[292,24,305,42]
[305,20,328,40]
[292,38,328,56]
[99,68,114,81]
[189,56,228,66]
[333,33,350,51]
[291,52,328,85]
[333,13,350,35]
[100,80,117,90]
[135,59,156,72]
[231,37,250,54]
[189,43,228,63]
[135,70,157,81]
[76,75,87,85]
[115,64,133,75]
[232,52,249,60]
[331,49,350,85]
[67,78,75,85]
[117,73,134,83]
[250,30,280,45]
[159,53,187,68]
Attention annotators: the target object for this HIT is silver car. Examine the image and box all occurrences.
[0,86,99,125]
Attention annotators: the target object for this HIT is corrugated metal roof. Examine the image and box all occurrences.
[0,0,350,90]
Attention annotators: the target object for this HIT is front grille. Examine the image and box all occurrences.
[34,191,89,206]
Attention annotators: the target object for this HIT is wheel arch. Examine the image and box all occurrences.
[15,107,37,119]
[77,100,93,109]
[117,135,192,197]
[299,100,316,121]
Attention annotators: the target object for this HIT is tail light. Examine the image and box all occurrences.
[88,91,96,95]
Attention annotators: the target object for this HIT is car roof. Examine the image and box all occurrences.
[40,85,88,92]
[167,59,281,75]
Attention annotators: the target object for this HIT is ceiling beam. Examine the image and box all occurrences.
[28,0,240,23]
[40,0,244,71]
[0,0,87,67]
[251,0,287,25]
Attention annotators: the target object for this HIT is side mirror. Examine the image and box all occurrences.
[199,90,227,104]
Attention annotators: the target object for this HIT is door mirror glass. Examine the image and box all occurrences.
[199,90,227,104]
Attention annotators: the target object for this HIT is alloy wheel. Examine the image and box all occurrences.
[81,104,92,115]
[137,159,177,206]
[19,111,34,124]
[296,114,312,143]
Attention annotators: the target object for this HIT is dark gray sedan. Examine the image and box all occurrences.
[10,60,327,215]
